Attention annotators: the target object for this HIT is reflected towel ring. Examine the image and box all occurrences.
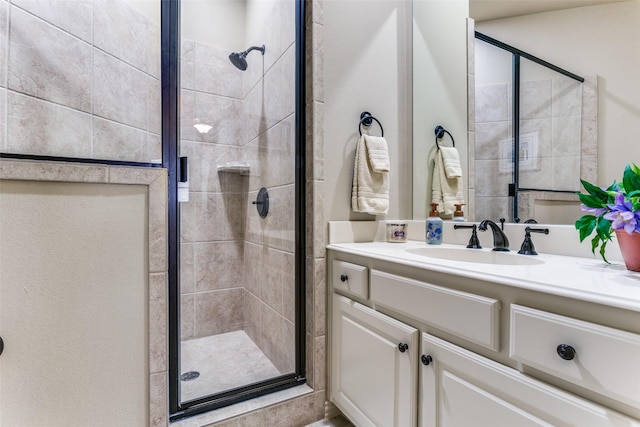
[434,125,455,149]
[359,111,384,137]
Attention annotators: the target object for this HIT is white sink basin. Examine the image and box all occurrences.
[406,247,545,266]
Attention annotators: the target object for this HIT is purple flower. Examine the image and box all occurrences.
[603,193,640,234]
[580,204,608,217]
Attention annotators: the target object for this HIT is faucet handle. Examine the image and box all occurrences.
[453,224,482,249]
[518,226,549,255]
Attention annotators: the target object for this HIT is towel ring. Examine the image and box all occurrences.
[359,111,384,137]
[434,125,455,149]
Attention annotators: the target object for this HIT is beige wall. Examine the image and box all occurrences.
[0,180,148,426]
[476,0,640,187]
[323,0,412,222]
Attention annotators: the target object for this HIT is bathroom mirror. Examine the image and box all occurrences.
[412,0,640,224]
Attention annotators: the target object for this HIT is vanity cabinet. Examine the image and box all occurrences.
[331,293,419,427]
[420,332,638,427]
[328,252,640,427]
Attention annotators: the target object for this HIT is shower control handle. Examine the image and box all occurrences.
[398,343,409,353]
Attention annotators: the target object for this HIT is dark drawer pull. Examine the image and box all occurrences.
[421,354,433,366]
[398,343,409,353]
[557,344,576,361]
[340,274,348,282]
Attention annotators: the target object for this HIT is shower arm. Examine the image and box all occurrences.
[242,45,265,57]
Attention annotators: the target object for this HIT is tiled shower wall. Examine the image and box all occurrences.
[179,0,296,374]
[0,0,161,163]
[474,75,597,221]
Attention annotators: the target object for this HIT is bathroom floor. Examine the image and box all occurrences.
[180,330,281,402]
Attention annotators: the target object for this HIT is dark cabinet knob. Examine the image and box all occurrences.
[0,336,3,356]
[340,274,348,282]
[557,344,576,361]
[398,343,409,353]
[421,354,433,366]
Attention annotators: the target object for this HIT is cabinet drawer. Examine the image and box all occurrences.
[510,304,640,409]
[370,270,500,351]
[332,260,368,299]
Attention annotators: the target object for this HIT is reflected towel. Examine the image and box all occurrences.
[431,148,464,216]
[352,135,389,215]
[440,146,462,178]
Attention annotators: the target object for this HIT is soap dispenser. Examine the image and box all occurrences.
[453,203,466,222]
[426,203,443,245]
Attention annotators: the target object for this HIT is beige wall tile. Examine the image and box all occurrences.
[12,0,92,42]
[195,42,242,99]
[94,0,150,72]
[181,294,196,341]
[7,92,92,157]
[0,1,7,88]
[195,241,243,292]
[8,7,92,112]
[149,273,168,374]
[93,117,153,162]
[195,288,244,337]
[93,50,151,131]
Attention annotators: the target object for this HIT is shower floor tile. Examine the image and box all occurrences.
[180,330,281,402]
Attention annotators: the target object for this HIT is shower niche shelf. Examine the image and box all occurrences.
[217,162,250,176]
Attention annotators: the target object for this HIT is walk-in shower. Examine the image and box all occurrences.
[229,45,266,71]
[166,0,305,419]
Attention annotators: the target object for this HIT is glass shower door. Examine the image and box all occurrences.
[175,0,301,408]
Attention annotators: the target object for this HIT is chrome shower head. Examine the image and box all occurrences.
[228,45,265,71]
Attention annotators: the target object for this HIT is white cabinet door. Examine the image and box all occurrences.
[331,293,419,427]
[420,333,640,427]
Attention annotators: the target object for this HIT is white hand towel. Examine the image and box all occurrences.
[364,135,390,173]
[431,149,464,216]
[352,135,389,215]
[439,146,462,178]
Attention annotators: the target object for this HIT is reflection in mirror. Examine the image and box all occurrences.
[413,0,640,225]
[473,33,596,224]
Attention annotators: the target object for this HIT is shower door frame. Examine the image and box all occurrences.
[162,0,307,420]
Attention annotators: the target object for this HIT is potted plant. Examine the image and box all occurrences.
[575,163,640,270]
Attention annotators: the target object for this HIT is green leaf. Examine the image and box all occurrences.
[580,179,609,200]
[575,215,596,242]
[577,193,606,208]
[595,218,612,243]
[599,240,610,263]
[623,164,640,194]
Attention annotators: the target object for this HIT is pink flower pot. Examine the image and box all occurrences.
[615,230,640,272]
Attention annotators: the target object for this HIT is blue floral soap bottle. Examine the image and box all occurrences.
[426,203,443,245]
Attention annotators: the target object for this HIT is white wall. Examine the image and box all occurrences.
[476,0,640,187]
[323,0,412,222]
[412,0,470,219]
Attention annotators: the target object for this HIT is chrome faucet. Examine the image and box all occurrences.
[478,220,510,251]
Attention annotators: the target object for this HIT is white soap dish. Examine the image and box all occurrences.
[217,162,250,176]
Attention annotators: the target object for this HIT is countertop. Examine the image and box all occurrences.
[327,241,640,313]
